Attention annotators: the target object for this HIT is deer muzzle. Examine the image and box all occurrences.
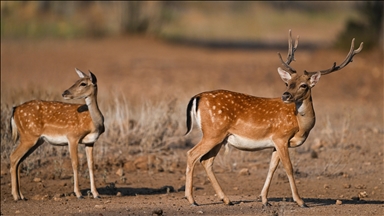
[62,90,72,99]
[281,92,293,102]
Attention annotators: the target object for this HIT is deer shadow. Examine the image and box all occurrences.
[80,184,177,197]
[194,197,384,207]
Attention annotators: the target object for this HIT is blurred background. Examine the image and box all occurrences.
[1,1,383,50]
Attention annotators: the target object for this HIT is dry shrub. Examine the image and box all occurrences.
[308,108,358,177]
[99,93,188,163]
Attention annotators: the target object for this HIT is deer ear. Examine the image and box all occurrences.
[75,68,87,78]
[277,67,292,83]
[89,70,97,84]
[309,71,321,87]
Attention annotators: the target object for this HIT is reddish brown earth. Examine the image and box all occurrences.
[1,36,383,215]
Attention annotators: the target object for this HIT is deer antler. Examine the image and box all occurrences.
[304,39,363,76]
[278,29,300,74]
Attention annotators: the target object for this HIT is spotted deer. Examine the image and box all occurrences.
[10,68,104,201]
[184,30,363,207]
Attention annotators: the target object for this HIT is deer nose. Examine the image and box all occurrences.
[282,92,292,101]
[62,90,70,97]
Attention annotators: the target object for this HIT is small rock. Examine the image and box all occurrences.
[238,168,250,176]
[324,184,329,189]
[343,184,351,189]
[355,184,366,189]
[335,200,342,205]
[95,204,106,209]
[197,210,204,214]
[15,210,21,214]
[33,178,42,182]
[358,191,368,199]
[31,194,48,201]
[116,192,122,197]
[116,168,124,177]
[152,208,163,215]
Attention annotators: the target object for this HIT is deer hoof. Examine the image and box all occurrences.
[15,197,27,201]
[190,202,199,207]
[262,202,272,207]
[225,201,234,206]
[300,203,309,208]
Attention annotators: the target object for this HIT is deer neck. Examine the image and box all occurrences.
[85,91,105,134]
[295,95,316,135]
[287,95,316,148]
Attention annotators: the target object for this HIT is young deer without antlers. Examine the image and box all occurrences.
[10,68,104,201]
[185,30,363,207]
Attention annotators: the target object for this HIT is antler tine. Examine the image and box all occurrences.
[278,29,299,73]
[305,38,363,76]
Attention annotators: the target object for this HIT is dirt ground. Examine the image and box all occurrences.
[1,35,383,215]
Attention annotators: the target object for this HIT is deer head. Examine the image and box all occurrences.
[277,30,363,104]
[62,68,98,100]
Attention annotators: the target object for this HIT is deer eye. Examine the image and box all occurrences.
[300,84,308,89]
[80,82,87,86]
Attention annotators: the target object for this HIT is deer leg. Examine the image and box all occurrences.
[260,149,280,206]
[185,137,225,206]
[85,144,100,198]
[68,140,82,199]
[10,137,43,201]
[275,144,307,208]
[200,144,232,205]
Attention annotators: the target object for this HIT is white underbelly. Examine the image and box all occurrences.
[227,134,275,151]
[42,135,68,146]
[42,132,99,145]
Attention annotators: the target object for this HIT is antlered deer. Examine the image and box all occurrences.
[184,30,363,207]
[10,68,104,201]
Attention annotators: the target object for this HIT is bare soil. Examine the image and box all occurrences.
[1,36,383,215]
